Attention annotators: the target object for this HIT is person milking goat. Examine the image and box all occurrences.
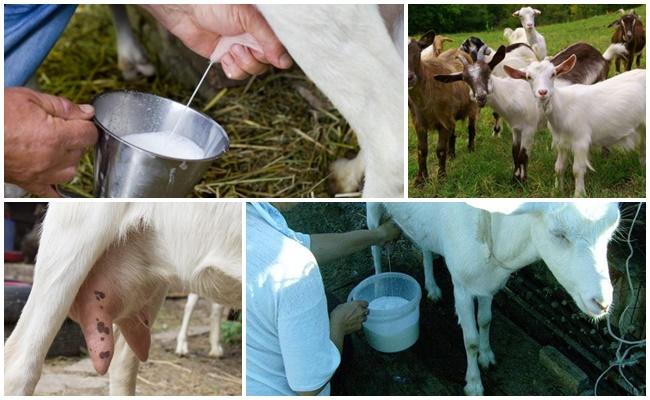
[4,4,293,197]
[246,202,400,395]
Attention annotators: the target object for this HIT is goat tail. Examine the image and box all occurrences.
[603,43,628,61]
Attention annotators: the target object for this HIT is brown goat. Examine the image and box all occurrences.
[408,32,478,184]
[609,10,645,72]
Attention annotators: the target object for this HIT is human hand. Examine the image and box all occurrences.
[4,87,98,197]
[375,221,401,244]
[330,300,369,335]
[143,5,293,80]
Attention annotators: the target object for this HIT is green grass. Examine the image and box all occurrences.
[409,6,646,198]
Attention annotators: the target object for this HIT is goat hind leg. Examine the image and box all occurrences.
[208,303,226,358]
[175,293,200,356]
[109,285,167,395]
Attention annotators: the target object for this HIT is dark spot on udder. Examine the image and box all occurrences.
[94,290,106,301]
[100,337,104,341]
[99,351,110,359]
[144,319,149,326]
[97,321,110,335]
[96,318,99,322]
[100,306,103,309]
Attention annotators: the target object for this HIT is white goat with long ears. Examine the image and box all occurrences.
[4,203,242,395]
[368,201,619,395]
[505,57,646,197]
[510,7,547,60]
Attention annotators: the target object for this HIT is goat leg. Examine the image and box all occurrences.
[415,126,429,185]
[176,293,200,356]
[477,295,496,369]
[4,204,121,395]
[423,251,442,301]
[436,128,449,179]
[454,286,484,395]
[208,303,226,358]
[109,285,166,395]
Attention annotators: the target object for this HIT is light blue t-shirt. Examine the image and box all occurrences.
[246,203,340,396]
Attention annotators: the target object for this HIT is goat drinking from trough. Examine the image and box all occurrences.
[4,203,242,395]
[408,32,479,184]
[505,56,645,197]
[436,42,627,183]
[368,201,620,395]
[609,9,646,72]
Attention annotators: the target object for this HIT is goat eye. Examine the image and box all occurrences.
[552,231,569,242]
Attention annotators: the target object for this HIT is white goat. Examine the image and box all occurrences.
[508,7,547,60]
[368,201,620,395]
[505,57,646,197]
[4,203,242,395]
[175,293,230,358]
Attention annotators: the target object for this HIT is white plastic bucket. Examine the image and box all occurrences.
[347,272,421,353]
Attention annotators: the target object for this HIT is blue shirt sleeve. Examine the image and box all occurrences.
[5,5,77,87]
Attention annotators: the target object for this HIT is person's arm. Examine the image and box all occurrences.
[309,221,400,265]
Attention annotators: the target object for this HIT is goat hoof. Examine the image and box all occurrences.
[426,286,442,302]
[175,343,189,357]
[328,157,364,195]
[208,345,225,358]
[464,380,484,396]
[478,350,496,369]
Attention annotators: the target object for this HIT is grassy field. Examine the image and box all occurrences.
[409,6,646,198]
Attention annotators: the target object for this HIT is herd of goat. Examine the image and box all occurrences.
[408,7,646,197]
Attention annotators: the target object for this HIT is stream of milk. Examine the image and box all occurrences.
[169,61,215,137]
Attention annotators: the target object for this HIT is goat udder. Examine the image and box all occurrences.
[68,277,152,375]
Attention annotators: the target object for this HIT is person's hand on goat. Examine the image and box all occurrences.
[374,220,401,244]
[143,5,293,80]
[4,87,98,197]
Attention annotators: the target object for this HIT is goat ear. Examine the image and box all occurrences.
[533,8,542,15]
[503,65,527,80]
[488,46,507,70]
[512,10,520,17]
[434,73,463,83]
[442,37,453,44]
[419,31,436,48]
[556,54,577,76]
